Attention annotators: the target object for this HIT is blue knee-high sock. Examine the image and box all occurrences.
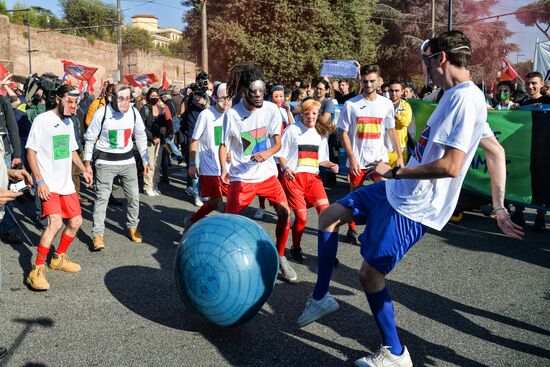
[312,231,338,300]
[366,287,403,356]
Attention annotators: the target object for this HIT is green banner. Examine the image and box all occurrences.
[408,99,534,206]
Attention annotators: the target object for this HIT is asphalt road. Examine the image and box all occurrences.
[0,164,549,367]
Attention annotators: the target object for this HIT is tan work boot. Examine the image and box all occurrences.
[26,264,50,291]
[128,228,143,244]
[49,253,81,272]
[92,235,105,251]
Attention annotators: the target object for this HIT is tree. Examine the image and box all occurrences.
[3,1,66,30]
[516,0,550,41]
[182,0,384,84]
[376,0,518,84]
[58,0,117,41]
[122,26,153,53]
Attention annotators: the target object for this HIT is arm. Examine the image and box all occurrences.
[368,145,466,180]
[387,128,403,167]
[219,143,228,184]
[72,150,93,185]
[340,129,360,176]
[319,160,339,173]
[479,135,524,239]
[85,99,99,127]
[4,99,22,163]
[132,108,150,175]
[187,139,199,179]
[27,148,50,201]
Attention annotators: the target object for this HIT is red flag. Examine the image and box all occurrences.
[500,59,519,81]
[162,70,169,89]
[88,75,96,94]
[124,73,159,87]
[62,60,98,81]
[0,63,9,80]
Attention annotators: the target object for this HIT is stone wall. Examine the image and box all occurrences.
[1,15,196,91]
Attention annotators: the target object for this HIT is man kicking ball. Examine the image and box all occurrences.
[297,30,524,366]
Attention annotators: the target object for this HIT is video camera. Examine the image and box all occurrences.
[185,71,209,103]
[23,72,62,109]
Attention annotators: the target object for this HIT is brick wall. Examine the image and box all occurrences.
[2,15,196,92]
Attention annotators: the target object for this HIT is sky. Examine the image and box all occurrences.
[4,0,547,63]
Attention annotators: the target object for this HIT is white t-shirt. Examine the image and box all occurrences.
[337,94,395,168]
[84,105,147,166]
[26,110,79,195]
[222,100,282,183]
[278,121,329,174]
[386,81,493,231]
[192,106,224,176]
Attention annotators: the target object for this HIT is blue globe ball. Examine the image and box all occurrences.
[175,214,279,327]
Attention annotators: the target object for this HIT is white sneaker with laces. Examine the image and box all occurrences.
[254,207,265,219]
[145,190,156,197]
[154,188,161,196]
[297,292,340,327]
[355,346,412,367]
[194,197,204,207]
[278,256,297,283]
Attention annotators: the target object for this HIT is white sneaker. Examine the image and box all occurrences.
[355,346,412,367]
[194,197,203,207]
[254,207,265,219]
[278,256,297,283]
[297,292,339,327]
[145,190,156,197]
[154,188,161,196]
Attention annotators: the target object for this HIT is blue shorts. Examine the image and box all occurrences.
[337,181,427,274]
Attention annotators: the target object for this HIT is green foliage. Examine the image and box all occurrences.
[58,0,117,41]
[5,2,66,30]
[123,26,153,53]
[182,0,384,84]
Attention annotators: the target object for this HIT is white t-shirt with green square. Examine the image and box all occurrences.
[192,106,225,176]
[26,110,79,195]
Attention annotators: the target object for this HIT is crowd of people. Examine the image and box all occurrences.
[0,29,542,367]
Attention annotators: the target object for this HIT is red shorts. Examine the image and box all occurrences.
[281,172,327,210]
[41,192,82,219]
[200,175,229,198]
[225,176,288,214]
[348,164,389,186]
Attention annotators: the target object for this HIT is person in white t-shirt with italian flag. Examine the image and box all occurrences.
[25,85,93,291]
[185,83,232,227]
[219,63,296,283]
[297,30,524,367]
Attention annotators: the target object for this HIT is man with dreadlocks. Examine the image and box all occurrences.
[219,63,296,283]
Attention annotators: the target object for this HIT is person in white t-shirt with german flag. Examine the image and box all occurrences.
[84,84,149,251]
[185,83,232,228]
[25,85,93,291]
[219,63,296,283]
[277,99,338,264]
[338,64,403,245]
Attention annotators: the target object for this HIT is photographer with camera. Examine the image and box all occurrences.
[181,72,212,206]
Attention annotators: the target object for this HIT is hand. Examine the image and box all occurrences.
[365,160,392,179]
[284,168,295,181]
[37,182,51,201]
[11,158,22,168]
[83,168,93,186]
[252,151,270,163]
[143,163,149,176]
[349,157,361,177]
[495,209,524,240]
[188,165,198,179]
[8,169,33,187]
[510,103,520,110]
[330,164,339,174]
[85,161,92,171]
[396,156,404,168]
[220,171,229,185]
[0,188,22,205]
[153,138,161,145]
